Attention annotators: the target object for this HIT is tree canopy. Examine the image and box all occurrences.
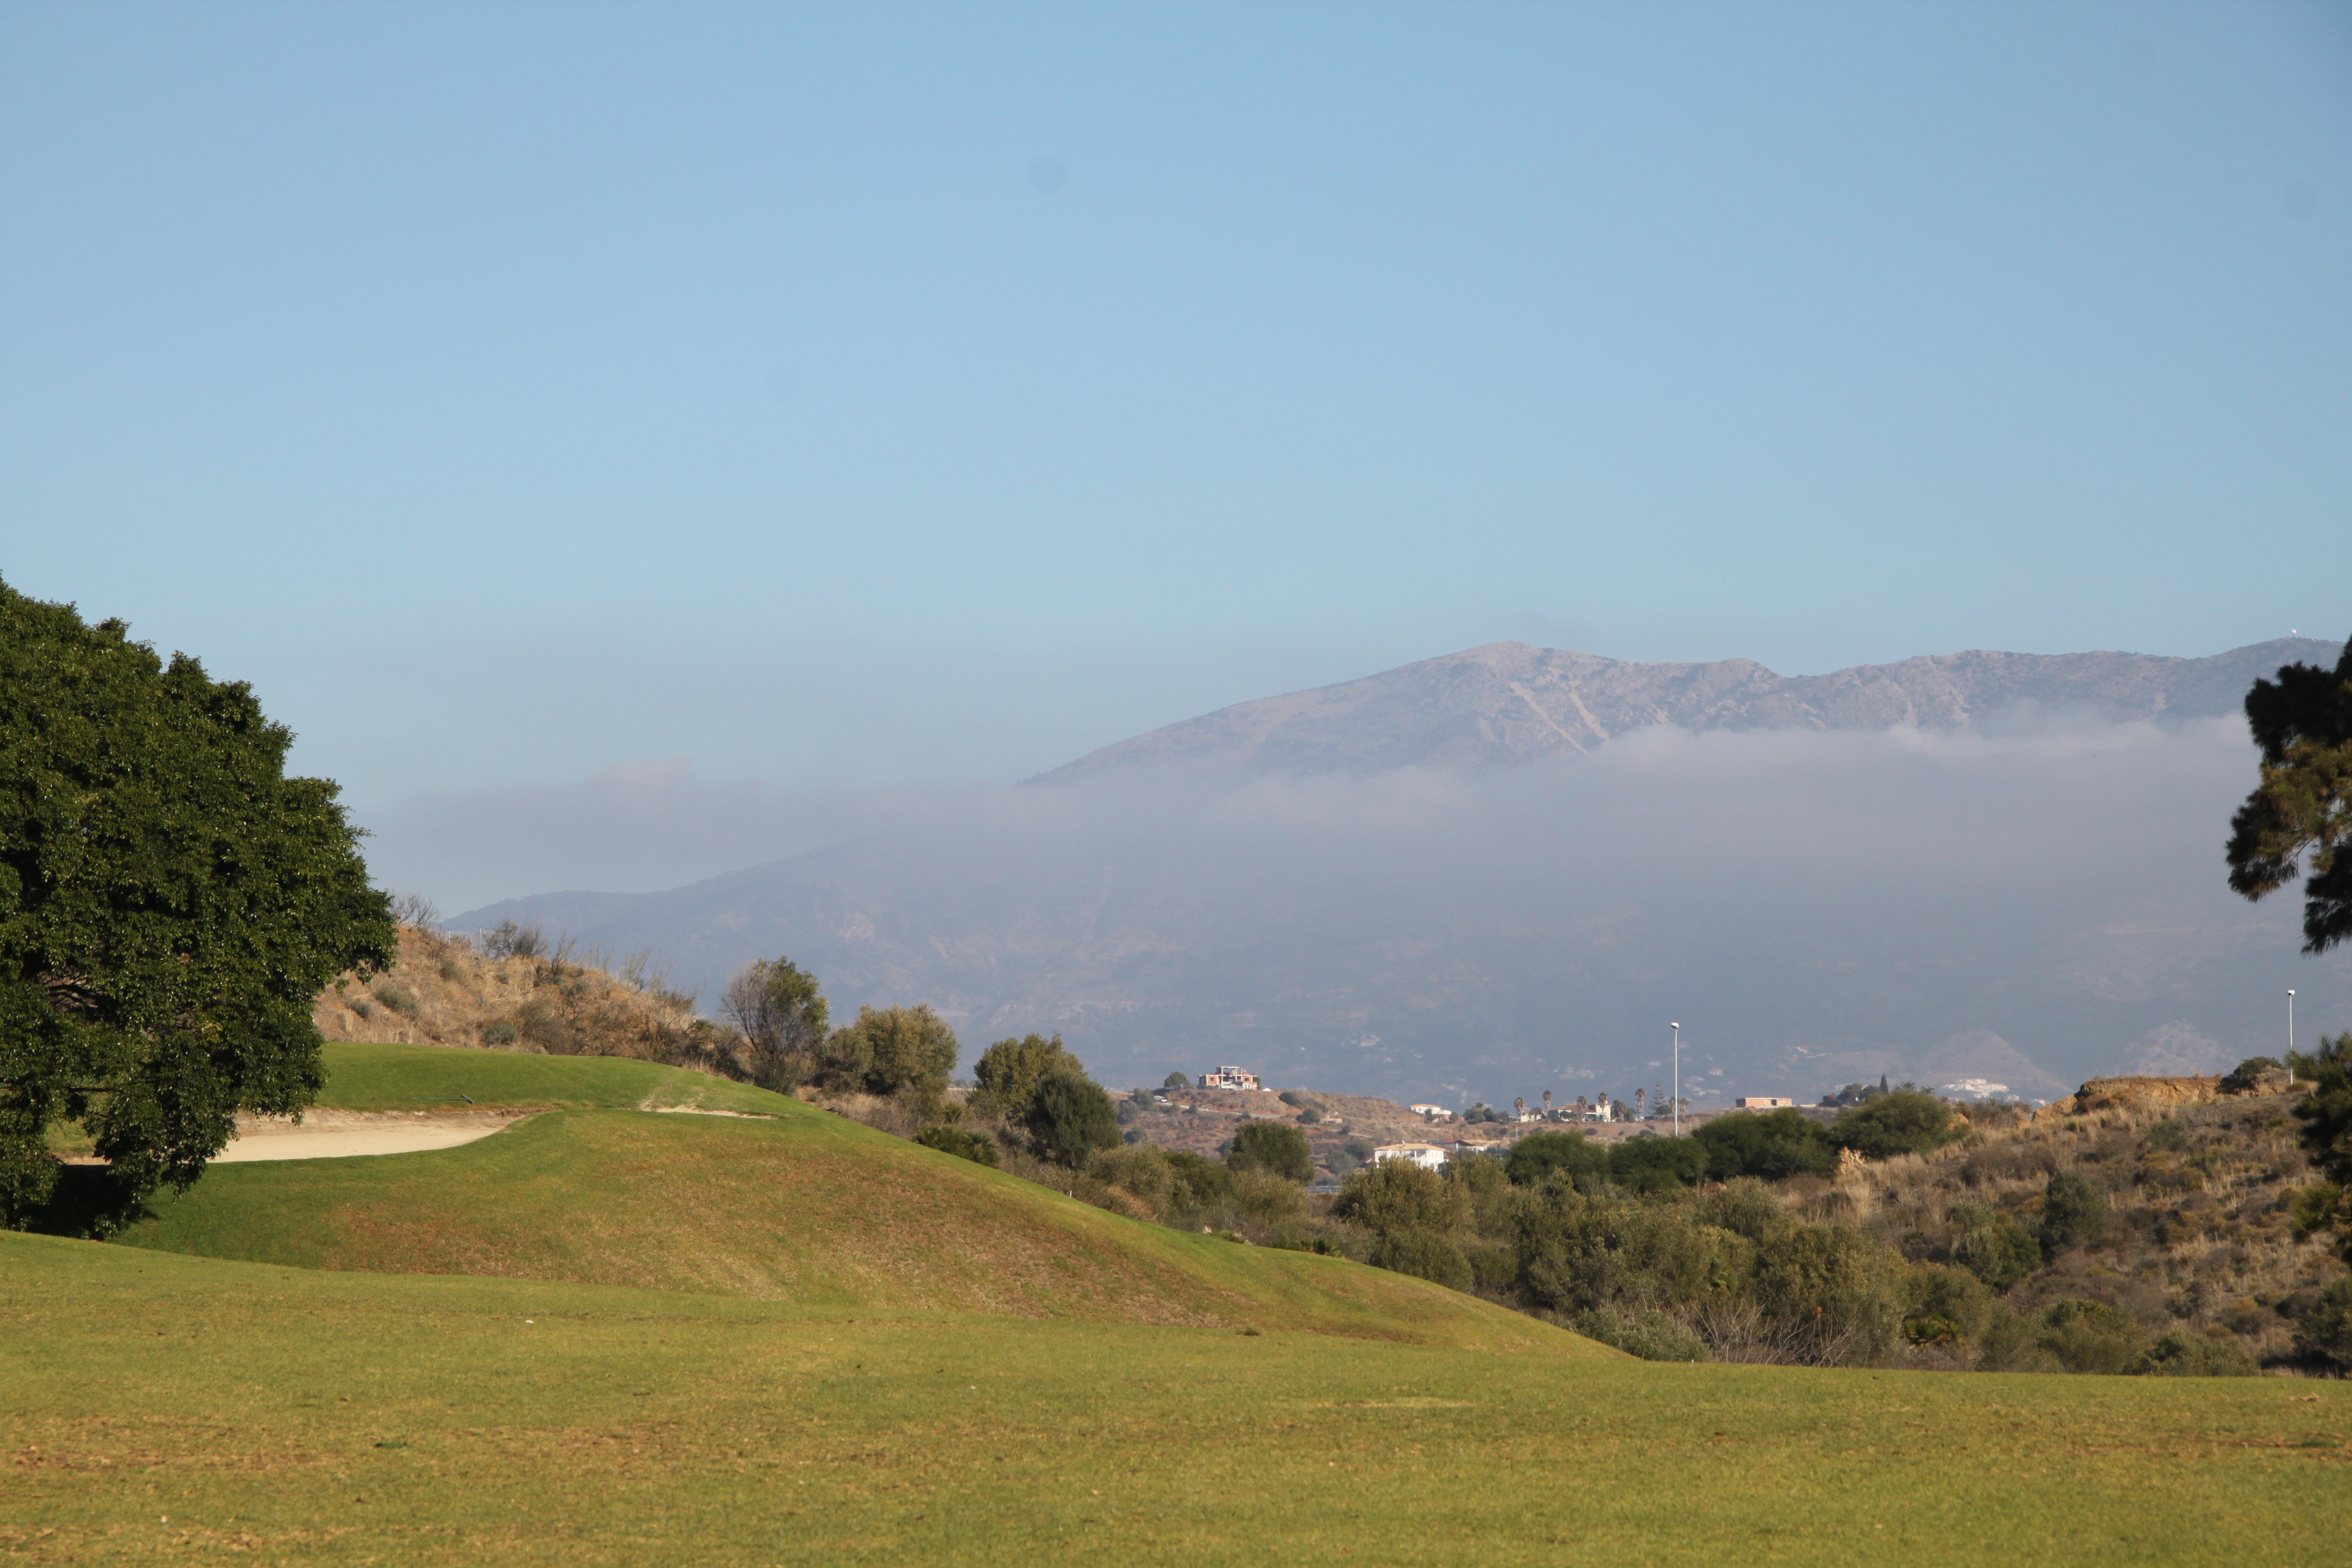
[830,1004,959,1099]
[1023,1067,1120,1166]
[1226,1119,1314,1182]
[0,579,395,1228]
[972,1032,1084,1122]
[2227,636,2352,953]
[1503,1129,1608,1186]
[1692,1108,1835,1181]
[1827,1090,1959,1160]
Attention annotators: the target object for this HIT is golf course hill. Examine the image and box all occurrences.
[101,1041,1586,1351]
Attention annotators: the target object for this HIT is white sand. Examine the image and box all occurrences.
[208,1122,509,1162]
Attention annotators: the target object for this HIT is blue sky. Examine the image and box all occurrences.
[5,1,2348,821]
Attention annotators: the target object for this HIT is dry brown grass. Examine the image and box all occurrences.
[312,925,746,1077]
[1783,1085,2345,1362]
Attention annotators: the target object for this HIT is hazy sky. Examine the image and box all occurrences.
[5,2,2348,829]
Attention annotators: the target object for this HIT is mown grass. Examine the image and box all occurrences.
[106,1098,1567,1348]
[4,1232,2347,1567]
[310,1040,792,1115]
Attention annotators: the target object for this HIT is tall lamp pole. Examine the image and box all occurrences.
[2289,990,2296,1056]
[1670,1022,1681,1139]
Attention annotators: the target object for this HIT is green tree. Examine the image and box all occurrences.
[970,1032,1084,1121]
[2038,1167,2110,1258]
[2226,636,2352,953]
[1332,1157,1475,1286]
[1692,1109,1835,1180]
[719,956,830,1093]
[0,580,396,1228]
[1162,1071,1189,1091]
[1024,1067,1120,1166]
[1226,1119,1315,1182]
[1828,1090,1961,1160]
[1504,1129,1609,1186]
[830,1004,959,1099]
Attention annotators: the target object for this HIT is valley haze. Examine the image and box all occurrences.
[438,636,2351,1108]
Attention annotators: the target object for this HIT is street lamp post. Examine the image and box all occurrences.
[2289,990,2296,1056]
[1670,1022,1681,1139]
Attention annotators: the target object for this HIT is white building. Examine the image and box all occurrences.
[1198,1066,1262,1091]
[1409,1103,1449,1117]
[1733,1096,1795,1109]
[1371,1142,1449,1171]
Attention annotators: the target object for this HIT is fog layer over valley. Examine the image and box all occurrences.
[442,668,2348,1106]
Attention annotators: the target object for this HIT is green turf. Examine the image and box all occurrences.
[4,1232,2346,1567]
[110,1092,1570,1348]
[310,1039,799,1115]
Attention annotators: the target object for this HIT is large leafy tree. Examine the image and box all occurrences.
[1,579,395,1227]
[970,1031,1083,1122]
[2227,636,2352,953]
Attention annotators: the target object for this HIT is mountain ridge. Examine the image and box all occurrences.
[1033,636,2340,781]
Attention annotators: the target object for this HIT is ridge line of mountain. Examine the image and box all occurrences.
[1028,635,2343,782]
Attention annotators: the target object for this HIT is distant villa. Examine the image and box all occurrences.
[1198,1065,1261,1091]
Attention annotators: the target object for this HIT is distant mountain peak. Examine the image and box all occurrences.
[1032,636,2342,782]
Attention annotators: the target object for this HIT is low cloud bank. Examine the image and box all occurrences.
[405,717,2345,1105]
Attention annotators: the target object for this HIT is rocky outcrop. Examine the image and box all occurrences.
[2035,1072,2296,1120]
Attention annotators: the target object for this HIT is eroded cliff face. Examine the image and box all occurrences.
[2036,1072,2296,1120]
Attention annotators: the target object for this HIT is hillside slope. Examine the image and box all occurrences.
[1036,636,2341,779]
[104,1047,1573,1350]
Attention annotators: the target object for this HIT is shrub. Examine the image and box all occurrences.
[1828,1090,1961,1159]
[1333,1158,1471,1240]
[1023,1068,1121,1167]
[1227,1120,1315,1182]
[2035,1299,2146,1375]
[1087,1144,1175,1213]
[1951,1210,2041,1290]
[914,1125,999,1166]
[349,998,374,1019]
[2221,1056,2283,1094]
[2134,1328,2257,1377]
[374,983,420,1019]
[1904,1264,1995,1349]
[1693,1109,1834,1181]
[1505,1130,1608,1186]
[1571,1308,1711,1362]
[2039,1167,2111,1257]
[479,1022,518,1047]
[1750,1221,1908,1365]
[2291,1276,2352,1371]
[438,956,467,982]
[1369,1227,1473,1292]
[480,919,547,960]
[1164,1149,1235,1211]
[1607,1136,1709,1194]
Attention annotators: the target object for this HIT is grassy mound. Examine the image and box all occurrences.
[108,1045,1571,1349]
[311,1039,790,1115]
[7,1231,2346,1567]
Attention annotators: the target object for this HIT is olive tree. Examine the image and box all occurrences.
[1226,1119,1314,1182]
[720,955,830,1092]
[0,579,395,1228]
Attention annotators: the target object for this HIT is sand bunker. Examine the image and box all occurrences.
[211,1122,509,1162]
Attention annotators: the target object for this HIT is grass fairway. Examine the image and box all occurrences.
[309,1040,798,1115]
[4,1233,2347,1567]
[108,1093,1564,1346]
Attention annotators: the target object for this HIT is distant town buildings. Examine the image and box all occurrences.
[1371,1142,1448,1171]
[1733,1096,1795,1109]
[1198,1065,1262,1091]
[1409,1103,1449,1117]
